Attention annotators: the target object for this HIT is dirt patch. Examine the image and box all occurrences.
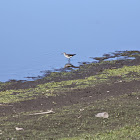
[1,79,140,116]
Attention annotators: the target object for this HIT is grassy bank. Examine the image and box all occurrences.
[0,91,139,139]
[1,64,140,104]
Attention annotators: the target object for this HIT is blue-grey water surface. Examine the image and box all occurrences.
[0,0,140,82]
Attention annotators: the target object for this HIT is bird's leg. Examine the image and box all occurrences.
[68,58,70,63]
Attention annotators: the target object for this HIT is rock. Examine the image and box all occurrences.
[15,127,24,131]
[95,112,109,118]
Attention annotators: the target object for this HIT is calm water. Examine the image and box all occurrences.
[0,0,140,82]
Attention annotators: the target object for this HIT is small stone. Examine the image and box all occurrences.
[80,108,84,112]
[15,127,24,131]
[95,112,109,118]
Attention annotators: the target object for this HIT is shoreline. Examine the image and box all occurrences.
[0,50,140,139]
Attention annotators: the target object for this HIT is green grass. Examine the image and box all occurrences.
[0,91,139,139]
[61,125,140,140]
[1,65,140,103]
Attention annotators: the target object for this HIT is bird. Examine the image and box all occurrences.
[63,52,76,61]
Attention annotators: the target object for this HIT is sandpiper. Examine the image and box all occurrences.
[63,52,76,60]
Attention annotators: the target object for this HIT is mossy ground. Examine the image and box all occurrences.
[0,91,139,139]
[1,64,140,104]
[0,51,140,139]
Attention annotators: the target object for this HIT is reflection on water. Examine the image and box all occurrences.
[64,63,79,69]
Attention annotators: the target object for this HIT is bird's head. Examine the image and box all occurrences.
[62,52,66,55]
